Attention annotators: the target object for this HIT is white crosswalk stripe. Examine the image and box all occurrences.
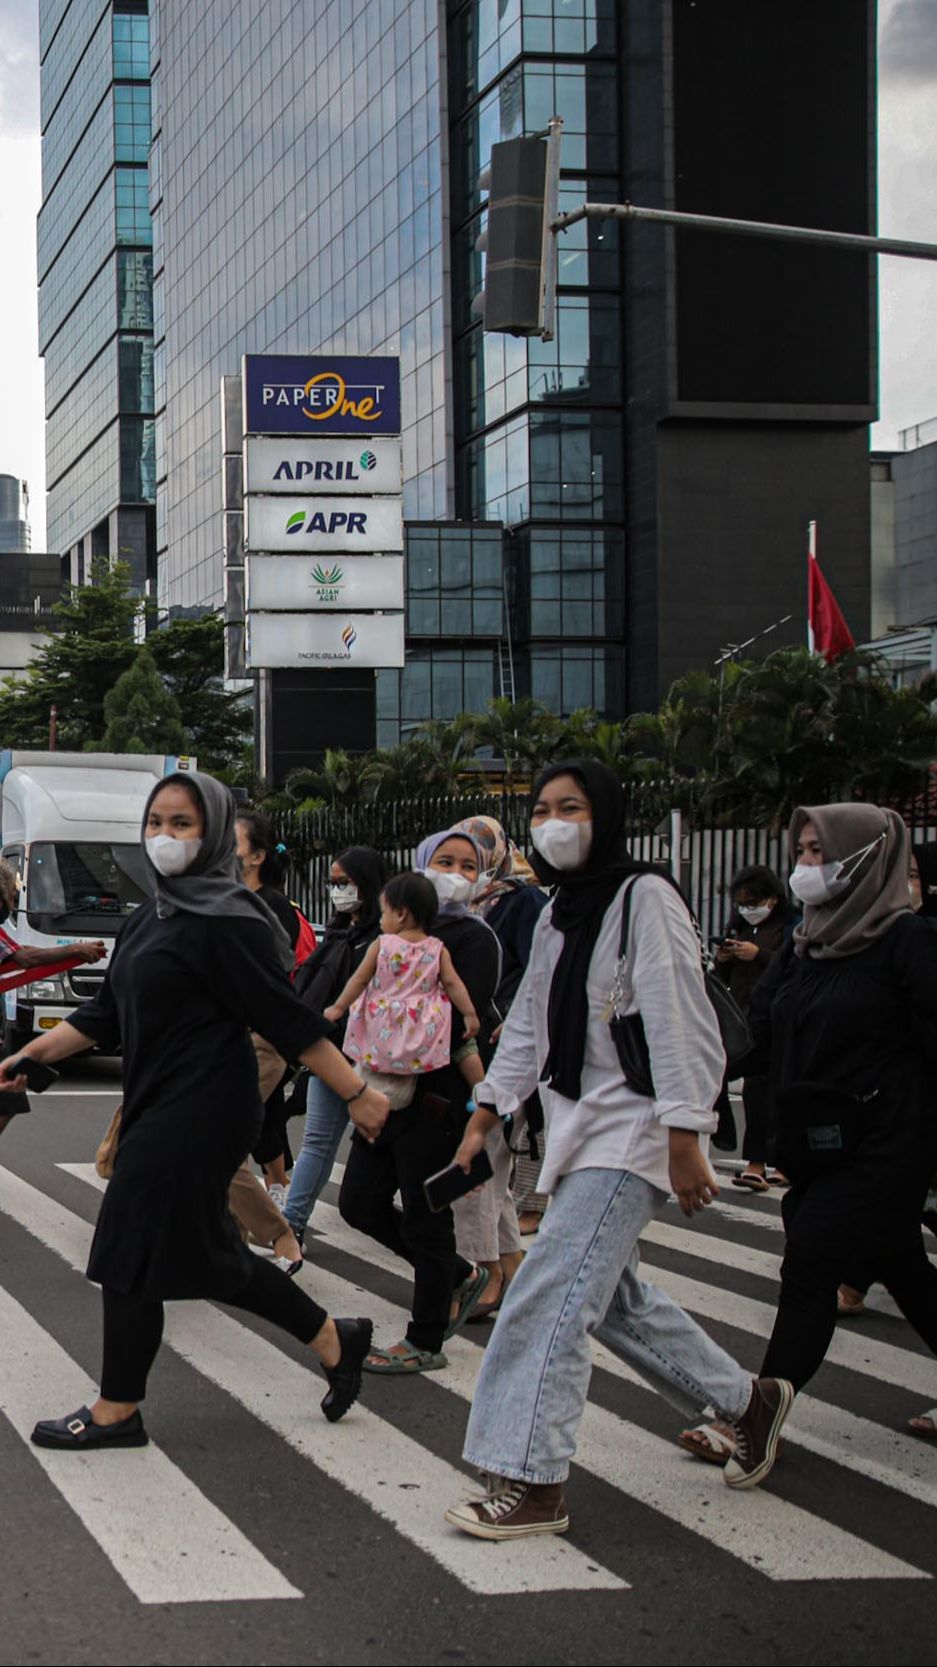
[0,1157,935,1605]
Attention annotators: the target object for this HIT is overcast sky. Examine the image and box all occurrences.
[1,0,935,555]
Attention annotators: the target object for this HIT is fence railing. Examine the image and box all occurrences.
[281,794,936,941]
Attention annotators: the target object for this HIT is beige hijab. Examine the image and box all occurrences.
[790,803,911,960]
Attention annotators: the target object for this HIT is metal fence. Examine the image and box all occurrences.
[280,794,936,939]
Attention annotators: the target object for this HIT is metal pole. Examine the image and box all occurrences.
[670,807,682,882]
[538,116,563,341]
[552,201,937,262]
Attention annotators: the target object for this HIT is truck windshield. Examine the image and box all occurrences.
[27,842,150,924]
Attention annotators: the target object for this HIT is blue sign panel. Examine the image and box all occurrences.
[243,355,401,436]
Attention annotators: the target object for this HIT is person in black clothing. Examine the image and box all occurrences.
[339,829,501,1374]
[681,802,937,1465]
[236,812,302,1197]
[714,864,793,1192]
[0,772,390,1450]
[283,846,388,1245]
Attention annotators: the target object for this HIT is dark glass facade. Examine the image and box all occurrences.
[447,0,625,719]
[38,1,155,589]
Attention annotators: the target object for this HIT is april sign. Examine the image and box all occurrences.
[243,355,401,436]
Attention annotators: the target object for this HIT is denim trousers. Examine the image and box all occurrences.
[463,1166,752,1486]
[283,1073,349,1236]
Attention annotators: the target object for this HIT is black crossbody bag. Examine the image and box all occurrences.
[607,876,752,1098]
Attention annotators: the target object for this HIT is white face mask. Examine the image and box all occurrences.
[145,834,202,877]
[329,883,359,913]
[738,904,772,926]
[789,833,886,908]
[530,817,593,872]
[428,869,475,907]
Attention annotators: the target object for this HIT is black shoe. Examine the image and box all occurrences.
[320,1318,373,1423]
[31,1405,148,1451]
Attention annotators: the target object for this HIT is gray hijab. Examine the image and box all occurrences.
[142,772,293,970]
[790,803,911,960]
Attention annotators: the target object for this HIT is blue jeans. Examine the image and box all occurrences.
[463,1166,752,1486]
[284,1074,349,1236]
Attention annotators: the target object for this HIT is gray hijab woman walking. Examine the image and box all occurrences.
[684,802,937,1464]
[0,772,390,1448]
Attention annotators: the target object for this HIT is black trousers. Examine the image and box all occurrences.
[100,1256,328,1403]
[339,1094,472,1354]
[740,1075,774,1167]
[761,1176,937,1391]
[841,1210,937,1296]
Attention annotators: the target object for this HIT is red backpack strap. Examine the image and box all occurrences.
[291,906,317,974]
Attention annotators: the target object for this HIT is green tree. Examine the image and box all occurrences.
[101,648,189,755]
[0,561,140,750]
[146,614,251,771]
[0,565,250,770]
[468,697,563,790]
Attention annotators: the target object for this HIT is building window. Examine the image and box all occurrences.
[118,336,155,414]
[120,416,156,502]
[406,524,504,638]
[113,12,150,80]
[115,167,152,244]
[114,83,151,162]
[117,250,153,329]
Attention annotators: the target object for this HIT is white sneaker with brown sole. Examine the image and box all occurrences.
[445,1480,569,1540]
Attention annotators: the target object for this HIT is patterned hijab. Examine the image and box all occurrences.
[790,803,911,960]
[450,814,538,919]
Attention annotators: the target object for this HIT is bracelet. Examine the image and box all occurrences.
[347,1085,367,1106]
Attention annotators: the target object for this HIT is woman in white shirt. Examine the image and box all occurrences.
[443,761,794,1542]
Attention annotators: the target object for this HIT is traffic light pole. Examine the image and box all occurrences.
[552,199,937,263]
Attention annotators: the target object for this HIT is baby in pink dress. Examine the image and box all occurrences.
[325,872,483,1109]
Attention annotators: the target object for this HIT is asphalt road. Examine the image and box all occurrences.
[0,1068,935,1667]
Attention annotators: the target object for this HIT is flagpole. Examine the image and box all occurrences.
[807,520,817,653]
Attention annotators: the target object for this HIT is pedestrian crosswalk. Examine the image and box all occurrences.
[1,1155,935,1609]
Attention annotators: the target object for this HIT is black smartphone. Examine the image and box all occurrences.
[3,1057,59,1093]
[423,1149,494,1213]
[710,935,727,948]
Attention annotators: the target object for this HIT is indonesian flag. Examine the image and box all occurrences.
[807,522,854,663]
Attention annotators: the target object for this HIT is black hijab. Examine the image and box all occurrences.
[142,772,293,969]
[533,760,648,1101]
[294,845,388,1009]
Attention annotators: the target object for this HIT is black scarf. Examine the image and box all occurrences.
[533,760,650,1102]
[294,845,388,1010]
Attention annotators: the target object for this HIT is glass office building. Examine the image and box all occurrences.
[38,0,155,590]
[149,0,873,744]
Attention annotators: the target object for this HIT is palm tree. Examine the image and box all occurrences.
[470,697,563,790]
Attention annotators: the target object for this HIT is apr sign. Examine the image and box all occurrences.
[243,435,402,496]
[244,495,403,553]
[243,355,401,436]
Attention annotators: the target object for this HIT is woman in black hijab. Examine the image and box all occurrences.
[0,773,390,1449]
[284,845,389,1244]
[442,761,792,1543]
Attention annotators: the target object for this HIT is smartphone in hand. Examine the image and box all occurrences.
[423,1150,494,1213]
[3,1057,59,1093]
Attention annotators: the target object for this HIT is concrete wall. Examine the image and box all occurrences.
[893,440,937,625]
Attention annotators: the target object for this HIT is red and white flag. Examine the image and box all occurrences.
[807,522,854,663]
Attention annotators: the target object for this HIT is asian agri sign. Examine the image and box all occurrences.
[246,554,404,611]
[243,435,402,496]
[244,494,403,553]
[243,354,401,436]
[246,611,405,670]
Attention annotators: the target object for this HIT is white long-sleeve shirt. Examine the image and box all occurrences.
[476,875,725,1197]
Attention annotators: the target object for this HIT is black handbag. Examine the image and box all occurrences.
[608,876,752,1099]
[775,1080,877,1177]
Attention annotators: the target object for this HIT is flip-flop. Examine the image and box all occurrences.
[444,1266,490,1340]
[732,1172,770,1192]
[678,1422,737,1465]
[466,1288,504,1324]
[908,1407,937,1440]
[361,1340,448,1375]
[766,1171,791,1187]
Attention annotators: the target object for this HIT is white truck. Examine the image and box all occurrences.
[0,751,194,1050]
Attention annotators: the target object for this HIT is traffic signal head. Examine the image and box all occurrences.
[472,135,554,337]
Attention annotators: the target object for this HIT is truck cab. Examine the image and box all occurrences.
[0,751,193,1049]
